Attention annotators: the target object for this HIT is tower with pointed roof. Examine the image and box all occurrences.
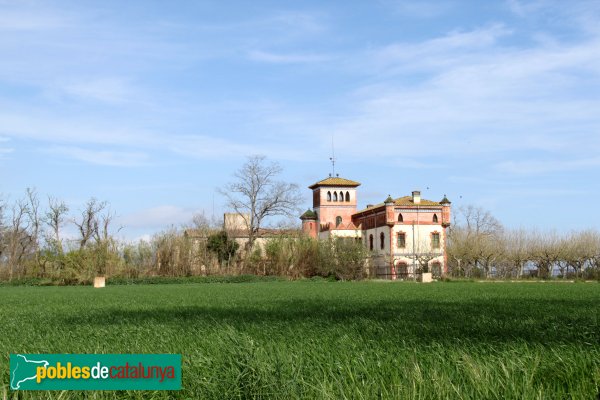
[307,176,360,235]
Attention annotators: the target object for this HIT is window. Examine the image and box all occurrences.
[433,214,438,223]
[369,234,374,251]
[327,191,331,201]
[336,216,342,227]
[396,262,408,276]
[339,191,344,202]
[431,261,442,277]
[380,232,385,250]
[333,192,338,201]
[397,232,406,248]
[398,213,403,222]
[345,191,350,202]
[431,232,440,249]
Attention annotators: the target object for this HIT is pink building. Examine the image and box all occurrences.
[300,177,451,279]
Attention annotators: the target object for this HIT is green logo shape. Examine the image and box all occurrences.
[10,354,181,391]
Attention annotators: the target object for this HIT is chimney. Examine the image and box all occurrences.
[412,190,421,204]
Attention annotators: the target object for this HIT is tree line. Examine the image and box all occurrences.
[448,205,600,279]
[0,189,368,283]
[2,189,598,284]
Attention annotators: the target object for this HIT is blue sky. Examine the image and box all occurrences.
[1,0,599,240]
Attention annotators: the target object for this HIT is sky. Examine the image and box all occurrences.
[1,0,599,241]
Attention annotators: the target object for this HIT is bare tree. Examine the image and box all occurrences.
[193,211,221,230]
[93,208,121,243]
[6,198,32,280]
[0,195,6,261]
[25,188,41,263]
[73,198,107,249]
[565,230,597,278]
[529,231,564,278]
[447,205,504,278]
[44,196,69,254]
[503,228,531,278]
[459,205,503,238]
[218,155,302,249]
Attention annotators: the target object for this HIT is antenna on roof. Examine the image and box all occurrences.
[329,135,336,177]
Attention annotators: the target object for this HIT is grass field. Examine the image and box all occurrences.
[1,281,599,399]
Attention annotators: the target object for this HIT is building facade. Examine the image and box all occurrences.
[300,177,451,279]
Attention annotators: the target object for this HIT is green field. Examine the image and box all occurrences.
[1,281,599,399]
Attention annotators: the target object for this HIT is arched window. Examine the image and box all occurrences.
[369,234,374,251]
[333,192,338,201]
[380,232,385,250]
[398,213,403,222]
[327,191,331,201]
[431,261,442,277]
[336,216,342,227]
[396,262,408,276]
[339,191,344,202]
[345,191,350,202]
[433,214,438,223]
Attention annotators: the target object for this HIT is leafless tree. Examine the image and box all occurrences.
[564,230,597,278]
[93,208,121,243]
[24,188,42,264]
[529,231,565,278]
[44,196,69,254]
[73,198,107,249]
[218,155,302,249]
[0,195,6,261]
[459,205,503,238]
[6,197,32,280]
[447,205,504,277]
[502,228,531,278]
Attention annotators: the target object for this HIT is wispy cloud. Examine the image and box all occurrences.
[494,157,600,175]
[248,50,332,64]
[321,21,600,165]
[42,146,149,167]
[168,135,307,161]
[385,0,455,18]
[370,24,513,73]
[119,205,200,230]
[61,77,138,104]
[0,7,68,31]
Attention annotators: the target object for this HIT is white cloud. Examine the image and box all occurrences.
[61,77,137,104]
[119,205,199,230]
[386,1,454,18]
[494,157,600,175]
[168,135,307,161]
[0,108,160,146]
[42,146,149,167]
[0,8,67,31]
[320,23,600,163]
[371,24,513,73]
[248,50,332,64]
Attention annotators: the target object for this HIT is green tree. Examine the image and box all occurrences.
[207,231,239,265]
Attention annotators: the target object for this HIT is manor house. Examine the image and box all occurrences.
[300,177,451,279]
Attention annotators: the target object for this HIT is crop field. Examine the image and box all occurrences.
[1,281,599,399]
